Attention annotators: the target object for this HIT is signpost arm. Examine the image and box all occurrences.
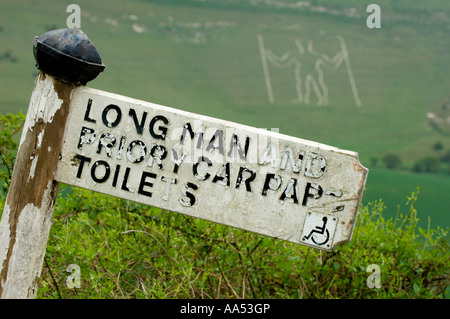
[0,28,104,298]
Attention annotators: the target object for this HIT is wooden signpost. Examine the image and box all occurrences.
[0,28,368,298]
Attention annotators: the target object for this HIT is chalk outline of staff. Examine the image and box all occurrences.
[258,34,361,107]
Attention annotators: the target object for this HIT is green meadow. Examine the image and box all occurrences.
[0,0,449,233]
[363,167,450,231]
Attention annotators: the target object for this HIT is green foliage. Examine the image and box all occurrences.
[433,141,444,151]
[3,187,442,299]
[382,153,402,170]
[413,156,441,173]
[0,112,25,194]
[441,150,450,163]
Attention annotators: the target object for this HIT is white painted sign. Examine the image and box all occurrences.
[55,86,368,251]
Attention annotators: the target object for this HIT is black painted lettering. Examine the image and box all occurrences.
[77,126,96,149]
[121,167,131,191]
[148,144,167,169]
[179,182,198,207]
[180,123,194,144]
[212,162,230,186]
[302,182,323,206]
[84,98,96,123]
[206,129,224,155]
[179,122,204,149]
[171,148,187,173]
[280,178,299,204]
[235,166,256,192]
[74,154,91,178]
[138,171,157,197]
[112,164,121,187]
[161,176,177,201]
[97,132,116,157]
[149,115,168,140]
[102,104,122,128]
[126,140,146,163]
[116,136,126,160]
[193,156,212,181]
[128,109,147,135]
[228,134,250,160]
[261,173,282,196]
[91,160,110,183]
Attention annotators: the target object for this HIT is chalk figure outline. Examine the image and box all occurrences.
[258,34,362,107]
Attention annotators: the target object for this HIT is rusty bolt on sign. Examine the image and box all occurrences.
[0,28,104,298]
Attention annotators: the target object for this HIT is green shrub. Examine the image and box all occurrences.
[0,112,25,193]
[412,161,424,173]
[12,187,444,299]
[382,153,402,169]
[413,156,441,173]
[420,156,441,173]
[441,150,450,163]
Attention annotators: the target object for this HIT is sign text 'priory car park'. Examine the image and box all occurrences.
[56,86,368,251]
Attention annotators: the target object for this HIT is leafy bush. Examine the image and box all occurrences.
[433,141,443,151]
[382,153,402,169]
[0,112,448,299]
[2,188,438,299]
[413,156,441,173]
[0,112,25,193]
[441,150,450,163]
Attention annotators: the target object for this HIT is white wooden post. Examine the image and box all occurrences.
[0,72,74,298]
[0,28,104,298]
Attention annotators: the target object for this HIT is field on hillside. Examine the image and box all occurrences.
[0,0,449,232]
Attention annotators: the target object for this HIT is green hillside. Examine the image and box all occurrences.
[363,167,450,231]
[0,0,449,232]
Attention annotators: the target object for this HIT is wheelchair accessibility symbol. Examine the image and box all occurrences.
[301,212,338,249]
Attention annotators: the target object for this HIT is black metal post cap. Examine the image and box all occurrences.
[32,28,105,85]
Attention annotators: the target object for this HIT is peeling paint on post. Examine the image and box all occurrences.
[0,73,73,298]
[0,28,104,298]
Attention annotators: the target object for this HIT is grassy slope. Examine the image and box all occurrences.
[363,167,450,232]
[0,0,448,231]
